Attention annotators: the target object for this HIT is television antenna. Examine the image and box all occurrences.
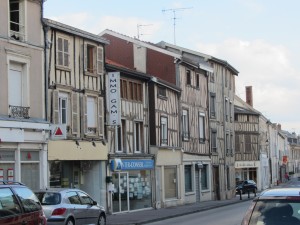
[137,24,153,39]
[162,7,192,45]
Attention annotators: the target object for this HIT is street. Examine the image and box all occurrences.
[146,200,251,225]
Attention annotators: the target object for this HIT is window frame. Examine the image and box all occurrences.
[211,129,217,153]
[56,35,70,68]
[210,93,216,118]
[201,164,209,190]
[186,69,191,85]
[199,112,205,143]
[184,164,193,193]
[134,121,144,153]
[160,116,168,146]
[182,109,189,141]
[117,119,126,153]
[59,92,69,125]
[9,0,26,41]
[86,96,97,134]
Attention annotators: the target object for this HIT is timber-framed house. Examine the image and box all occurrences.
[43,19,109,207]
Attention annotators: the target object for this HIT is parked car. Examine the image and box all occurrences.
[0,181,46,225]
[241,188,300,225]
[35,188,106,225]
[236,180,257,194]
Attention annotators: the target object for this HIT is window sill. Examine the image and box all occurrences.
[185,191,195,196]
[8,39,28,47]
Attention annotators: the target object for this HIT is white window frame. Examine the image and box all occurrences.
[182,109,189,141]
[134,121,143,153]
[199,112,205,143]
[161,117,168,146]
[59,92,68,125]
[56,35,70,68]
[9,0,26,41]
[7,51,30,110]
[87,96,97,133]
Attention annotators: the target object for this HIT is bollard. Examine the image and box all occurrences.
[247,190,250,198]
[239,190,242,200]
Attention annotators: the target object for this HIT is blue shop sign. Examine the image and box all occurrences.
[111,159,154,171]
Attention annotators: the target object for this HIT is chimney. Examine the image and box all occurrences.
[277,124,281,131]
[245,86,253,107]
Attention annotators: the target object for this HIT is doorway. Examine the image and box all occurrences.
[112,172,129,213]
[213,166,220,200]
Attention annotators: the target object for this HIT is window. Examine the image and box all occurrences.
[225,98,229,121]
[87,96,96,134]
[78,191,93,205]
[201,164,208,189]
[182,109,189,141]
[59,93,68,124]
[66,191,81,204]
[117,119,126,152]
[211,129,217,152]
[184,165,193,192]
[158,86,167,97]
[0,188,21,215]
[57,37,70,67]
[230,101,233,122]
[84,44,103,75]
[224,69,228,87]
[120,79,143,102]
[164,166,177,199]
[210,93,216,118]
[196,73,200,88]
[235,134,241,152]
[134,121,143,153]
[245,135,251,153]
[226,167,230,190]
[161,117,168,146]
[199,112,205,143]
[226,133,230,154]
[186,69,191,85]
[13,187,41,212]
[210,72,215,83]
[9,0,25,41]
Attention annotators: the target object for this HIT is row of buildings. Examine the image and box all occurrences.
[0,0,299,214]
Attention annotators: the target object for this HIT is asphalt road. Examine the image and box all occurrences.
[146,200,251,225]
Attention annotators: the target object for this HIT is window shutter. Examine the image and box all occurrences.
[72,92,78,134]
[82,95,88,134]
[53,90,59,124]
[84,43,87,72]
[97,47,103,74]
[98,97,104,137]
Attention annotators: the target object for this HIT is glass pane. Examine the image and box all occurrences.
[0,188,21,216]
[13,187,41,212]
[185,165,192,192]
[21,163,39,190]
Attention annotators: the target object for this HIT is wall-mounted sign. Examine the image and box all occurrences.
[283,155,288,165]
[106,72,120,126]
[111,159,154,171]
[50,124,66,140]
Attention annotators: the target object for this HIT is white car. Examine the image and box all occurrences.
[35,188,106,225]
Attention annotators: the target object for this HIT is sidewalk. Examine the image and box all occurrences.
[106,193,255,225]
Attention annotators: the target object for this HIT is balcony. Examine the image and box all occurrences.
[9,105,30,119]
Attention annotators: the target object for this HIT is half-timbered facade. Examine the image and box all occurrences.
[157,42,238,200]
[99,30,187,208]
[105,60,155,213]
[0,0,50,190]
[43,19,108,206]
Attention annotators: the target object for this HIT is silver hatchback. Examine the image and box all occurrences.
[35,188,106,225]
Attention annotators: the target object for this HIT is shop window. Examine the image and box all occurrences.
[184,165,193,193]
[201,164,208,190]
[182,109,189,141]
[164,166,177,199]
[21,163,39,190]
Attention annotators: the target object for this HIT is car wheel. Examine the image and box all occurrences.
[98,213,106,225]
[65,218,75,225]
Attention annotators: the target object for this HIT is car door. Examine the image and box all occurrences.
[66,191,86,225]
[77,191,99,225]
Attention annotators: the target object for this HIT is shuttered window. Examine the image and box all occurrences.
[57,37,70,67]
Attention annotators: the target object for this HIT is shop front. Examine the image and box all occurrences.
[108,158,154,213]
[48,140,108,207]
[235,161,260,190]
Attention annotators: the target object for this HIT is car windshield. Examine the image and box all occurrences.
[35,192,61,205]
[249,199,300,225]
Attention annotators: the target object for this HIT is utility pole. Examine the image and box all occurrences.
[162,7,192,45]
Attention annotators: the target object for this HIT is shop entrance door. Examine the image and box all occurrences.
[112,172,129,213]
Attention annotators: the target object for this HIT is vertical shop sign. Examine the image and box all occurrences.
[106,72,120,126]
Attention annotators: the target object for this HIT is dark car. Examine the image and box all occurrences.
[236,180,257,194]
[241,188,300,225]
[0,181,46,225]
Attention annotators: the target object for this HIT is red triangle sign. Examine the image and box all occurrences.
[55,127,63,136]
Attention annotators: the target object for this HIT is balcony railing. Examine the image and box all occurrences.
[9,105,30,119]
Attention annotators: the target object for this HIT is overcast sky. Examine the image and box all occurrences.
[44,0,300,133]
